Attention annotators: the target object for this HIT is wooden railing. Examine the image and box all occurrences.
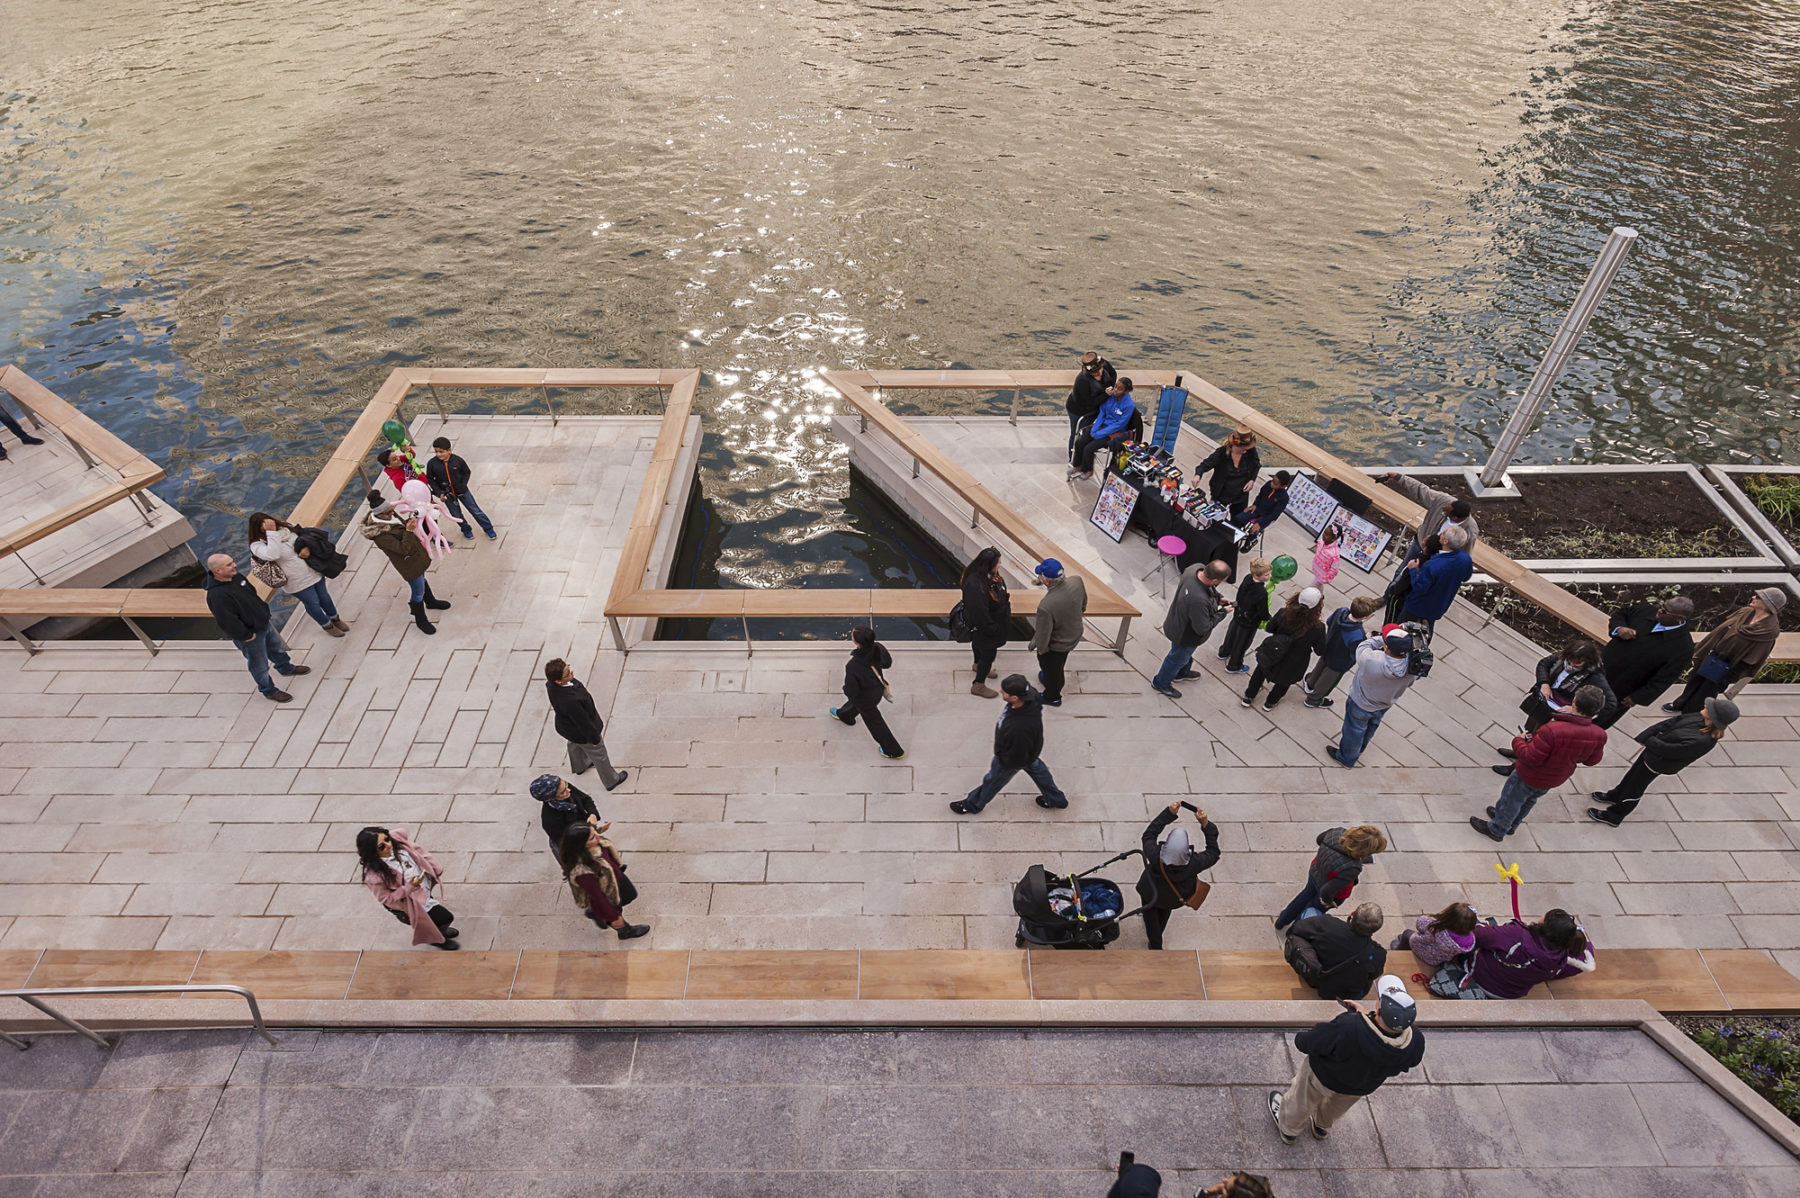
[0,368,701,653]
[0,365,166,571]
[601,372,1144,654]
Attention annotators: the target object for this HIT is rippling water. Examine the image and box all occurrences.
[2,0,1796,604]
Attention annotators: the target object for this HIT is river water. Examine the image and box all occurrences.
[2,0,1796,609]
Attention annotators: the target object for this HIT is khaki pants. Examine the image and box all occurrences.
[1277,1058,1363,1137]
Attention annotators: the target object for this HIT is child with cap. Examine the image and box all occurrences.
[1590,695,1738,826]
[1028,557,1087,707]
[1269,973,1424,1145]
[424,435,497,540]
[1242,586,1326,711]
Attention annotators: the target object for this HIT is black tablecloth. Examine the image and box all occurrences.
[1111,470,1244,580]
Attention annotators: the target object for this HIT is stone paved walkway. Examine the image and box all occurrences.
[0,1026,1792,1195]
[0,414,1797,965]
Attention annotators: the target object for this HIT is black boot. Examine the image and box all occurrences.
[421,581,451,611]
[410,601,437,634]
[615,922,650,940]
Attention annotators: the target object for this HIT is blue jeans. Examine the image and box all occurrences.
[1336,697,1387,767]
[1275,885,1325,930]
[1492,772,1549,835]
[290,580,338,627]
[442,489,494,536]
[234,625,295,697]
[1152,643,1197,691]
[407,576,427,603]
[963,756,1066,812]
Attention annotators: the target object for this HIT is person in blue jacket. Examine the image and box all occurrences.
[1069,377,1137,479]
[1396,524,1472,640]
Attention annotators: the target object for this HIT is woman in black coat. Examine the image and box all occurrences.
[830,626,904,759]
[544,658,628,790]
[1136,802,1221,949]
[1195,427,1262,519]
[960,546,1012,699]
[1589,697,1737,826]
[1504,640,1617,749]
[1242,588,1326,711]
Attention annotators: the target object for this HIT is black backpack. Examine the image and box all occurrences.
[947,600,974,644]
[295,526,349,579]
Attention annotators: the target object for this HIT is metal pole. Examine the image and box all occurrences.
[1476,226,1637,493]
[1010,387,1020,426]
[542,386,558,427]
[16,996,111,1048]
[428,384,448,424]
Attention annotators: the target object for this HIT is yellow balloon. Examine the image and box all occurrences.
[1494,861,1522,885]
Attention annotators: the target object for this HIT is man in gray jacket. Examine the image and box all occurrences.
[1328,626,1417,767]
[1378,472,1479,586]
[1150,560,1232,699]
[1028,558,1087,708]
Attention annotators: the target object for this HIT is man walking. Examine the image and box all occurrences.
[1028,558,1086,707]
[1064,351,1114,456]
[1150,560,1232,698]
[1327,625,1416,767]
[1396,524,1472,641]
[950,674,1067,814]
[203,553,310,703]
[1268,974,1424,1145]
[1597,596,1694,728]
[544,658,630,791]
[1471,684,1606,841]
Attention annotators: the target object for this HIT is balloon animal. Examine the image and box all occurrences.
[1493,860,1524,921]
[397,478,453,561]
[381,419,425,476]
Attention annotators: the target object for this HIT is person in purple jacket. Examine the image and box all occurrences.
[1428,908,1595,999]
[1391,901,1477,968]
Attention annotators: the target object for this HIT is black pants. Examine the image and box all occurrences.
[1142,904,1174,950]
[835,697,904,757]
[1671,670,1729,713]
[1244,667,1291,707]
[972,639,999,684]
[1072,432,1119,475]
[391,904,455,934]
[1598,756,1663,820]
[1067,411,1087,457]
[1037,650,1069,702]
[1218,620,1256,670]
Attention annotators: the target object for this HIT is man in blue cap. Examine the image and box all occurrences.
[1028,558,1087,707]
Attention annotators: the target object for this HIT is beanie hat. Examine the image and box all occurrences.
[529,774,562,800]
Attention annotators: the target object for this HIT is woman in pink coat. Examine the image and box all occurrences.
[358,826,460,949]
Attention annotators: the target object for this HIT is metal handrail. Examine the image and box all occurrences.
[0,984,279,1050]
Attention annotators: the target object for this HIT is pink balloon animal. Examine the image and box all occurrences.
[397,479,454,561]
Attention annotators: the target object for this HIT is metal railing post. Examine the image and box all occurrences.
[608,615,630,656]
[427,384,448,424]
[0,617,39,656]
[1010,387,1020,426]
[542,386,559,426]
[2,984,279,1050]
[741,612,753,657]
[121,616,160,656]
[15,995,111,1048]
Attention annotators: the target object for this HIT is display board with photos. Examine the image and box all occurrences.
[1284,472,1339,535]
[1089,472,1140,543]
[1325,506,1393,572]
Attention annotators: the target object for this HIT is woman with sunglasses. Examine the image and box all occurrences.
[357,826,459,949]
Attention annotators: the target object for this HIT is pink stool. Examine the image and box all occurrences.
[1144,534,1187,596]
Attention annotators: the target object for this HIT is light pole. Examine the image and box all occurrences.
[1469,226,1638,497]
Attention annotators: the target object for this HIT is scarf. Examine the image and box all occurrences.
[1693,603,1779,668]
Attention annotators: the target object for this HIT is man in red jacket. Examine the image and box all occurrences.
[1470,685,1606,842]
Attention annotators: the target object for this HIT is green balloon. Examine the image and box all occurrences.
[381,419,409,446]
[1271,555,1297,583]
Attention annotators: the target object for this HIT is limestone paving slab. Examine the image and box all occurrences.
[0,413,1796,975]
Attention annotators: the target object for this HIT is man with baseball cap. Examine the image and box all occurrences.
[1269,974,1425,1145]
[1328,624,1418,767]
[1028,558,1087,707]
[1589,695,1739,826]
[949,674,1068,814]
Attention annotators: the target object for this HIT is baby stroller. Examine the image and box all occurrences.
[1013,852,1146,949]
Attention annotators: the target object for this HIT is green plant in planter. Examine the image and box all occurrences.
[1745,474,1800,526]
[1692,1021,1800,1123]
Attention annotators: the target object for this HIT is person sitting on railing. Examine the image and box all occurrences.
[0,405,46,460]
[1067,377,1136,480]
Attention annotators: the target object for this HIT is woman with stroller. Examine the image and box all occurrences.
[1135,802,1221,950]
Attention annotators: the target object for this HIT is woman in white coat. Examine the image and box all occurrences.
[248,512,347,636]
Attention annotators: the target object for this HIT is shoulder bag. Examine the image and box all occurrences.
[248,557,286,589]
[1159,855,1211,910]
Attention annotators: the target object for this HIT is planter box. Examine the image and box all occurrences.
[1707,465,1800,571]
[1373,464,1782,573]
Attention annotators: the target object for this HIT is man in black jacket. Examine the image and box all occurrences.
[425,436,497,540]
[1590,696,1736,825]
[1135,802,1221,949]
[1283,903,1386,1000]
[204,554,309,703]
[1269,974,1424,1145]
[1064,352,1115,456]
[1597,597,1694,728]
[543,658,629,790]
[950,675,1067,814]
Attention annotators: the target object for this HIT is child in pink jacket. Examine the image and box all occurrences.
[1312,526,1341,590]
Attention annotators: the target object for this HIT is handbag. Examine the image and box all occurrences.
[1696,652,1732,683]
[1159,855,1211,910]
[874,667,894,703]
[947,600,974,644]
[248,557,286,589]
